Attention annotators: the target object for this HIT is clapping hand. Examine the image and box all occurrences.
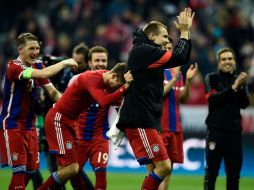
[186,63,198,81]
[174,7,195,32]
[232,72,248,91]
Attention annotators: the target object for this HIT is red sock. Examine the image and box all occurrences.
[37,172,63,190]
[141,171,163,190]
[9,173,25,190]
[70,172,86,190]
[95,170,106,190]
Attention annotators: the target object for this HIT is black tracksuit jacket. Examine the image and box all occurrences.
[205,71,250,133]
[117,28,191,132]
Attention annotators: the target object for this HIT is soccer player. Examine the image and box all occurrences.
[116,8,195,190]
[70,46,113,190]
[34,42,92,190]
[204,47,250,190]
[159,40,198,190]
[38,63,133,190]
[0,32,78,190]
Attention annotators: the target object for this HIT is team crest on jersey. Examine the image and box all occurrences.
[151,144,160,153]
[209,142,216,150]
[11,153,18,161]
[65,141,73,150]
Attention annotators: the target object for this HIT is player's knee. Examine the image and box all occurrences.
[68,163,79,176]
[72,163,79,175]
[156,160,171,177]
[162,163,171,176]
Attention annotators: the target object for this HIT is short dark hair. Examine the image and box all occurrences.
[17,33,39,48]
[110,62,127,84]
[73,42,89,62]
[143,21,167,36]
[216,47,236,61]
[88,46,108,61]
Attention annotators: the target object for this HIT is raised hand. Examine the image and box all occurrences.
[236,72,248,87]
[232,72,248,91]
[186,7,195,30]
[186,63,198,81]
[174,7,195,32]
[62,58,78,68]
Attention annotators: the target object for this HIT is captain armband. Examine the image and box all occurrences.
[22,68,33,79]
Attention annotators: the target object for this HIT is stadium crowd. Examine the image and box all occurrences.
[0,0,254,106]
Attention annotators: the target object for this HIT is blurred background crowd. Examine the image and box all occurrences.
[0,0,254,106]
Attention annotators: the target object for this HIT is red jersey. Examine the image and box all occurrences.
[78,104,110,140]
[161,69,184,132]
[0,57,51,130]
[54,70,126,120]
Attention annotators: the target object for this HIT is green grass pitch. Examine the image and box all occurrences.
[0,169,253,190]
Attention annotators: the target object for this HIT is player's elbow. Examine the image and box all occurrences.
[175,56,188,66]
[170,54,189,67]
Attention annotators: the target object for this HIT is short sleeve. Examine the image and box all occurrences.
[7,61,26,81]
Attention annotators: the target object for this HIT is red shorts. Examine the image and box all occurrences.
[124,127,169,165]
[161,131,183,163]
[77,138,109,170]
[45,108,78,166]
[0,129,39,170]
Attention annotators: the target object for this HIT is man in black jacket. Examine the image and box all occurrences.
[116,8,195,190]
[204,47,250,190]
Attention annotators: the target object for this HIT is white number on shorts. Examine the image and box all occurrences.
[97,152,109,164]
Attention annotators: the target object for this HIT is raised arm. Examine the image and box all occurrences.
[167,7,195,67]
[146,8,195,69]
[22,58,78,79]
[180,63,198,103]
[174,7,195,40]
